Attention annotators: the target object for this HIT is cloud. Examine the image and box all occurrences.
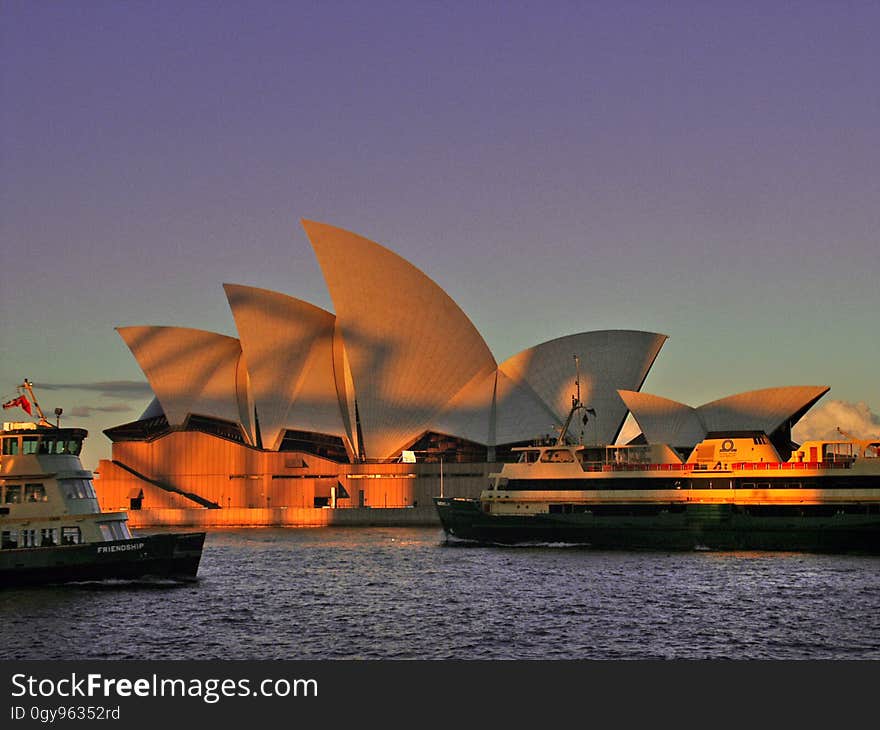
[34,381,152,399]
[67,403,134,418]
[792,400,880,442]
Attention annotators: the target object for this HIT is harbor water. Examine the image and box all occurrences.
[2,526,879,660]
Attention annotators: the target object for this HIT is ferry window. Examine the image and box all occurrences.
[61,479,93,499]
[1,438,18,455]
[1,530,17,549]
[758,482,770,489]
[66,439,82,455]
[100,521,133,540]
[53,440,75,455]
[541,449,575,463]
[19,529,37,547]
[61,526,81,545]
[22,436,38,454]
[4,485,21,504]
[518,450,540,463]
[39,439,69,455]
[25,483,47,502]
[40,528,59,546]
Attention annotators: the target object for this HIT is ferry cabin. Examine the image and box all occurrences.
[0,423,133,551]
[483,432,880,516]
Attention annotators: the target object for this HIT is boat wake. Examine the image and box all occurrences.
[61,577,197,590]
[442,535,588,549]
[502,541,587,549]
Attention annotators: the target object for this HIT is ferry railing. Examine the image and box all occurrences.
[576,460,854,473]
[730,461,852,471]
[579,462,696,473]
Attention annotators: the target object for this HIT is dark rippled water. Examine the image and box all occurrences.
[2,527,879,660]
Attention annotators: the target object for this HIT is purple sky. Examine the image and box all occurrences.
[2,1,878,469]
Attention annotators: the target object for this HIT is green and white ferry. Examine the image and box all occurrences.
[1,380,204,586]
[435,393,880,553]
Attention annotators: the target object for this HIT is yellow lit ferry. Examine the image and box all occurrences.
[435,398,880,553]
[1,381,205,587]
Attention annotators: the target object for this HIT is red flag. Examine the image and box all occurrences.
[2,395,32,415]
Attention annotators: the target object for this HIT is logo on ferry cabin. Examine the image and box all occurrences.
[719,439,736,453]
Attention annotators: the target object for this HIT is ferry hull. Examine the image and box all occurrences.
[0,532,206,587]
[434,498,880,553]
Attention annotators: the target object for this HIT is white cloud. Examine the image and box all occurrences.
[792,400,880,443]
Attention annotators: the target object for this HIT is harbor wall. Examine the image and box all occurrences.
[126,505,442,528]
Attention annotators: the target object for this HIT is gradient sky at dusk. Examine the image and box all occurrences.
[2,1,878,469]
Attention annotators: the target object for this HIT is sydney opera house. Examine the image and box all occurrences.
[94,220,829,524]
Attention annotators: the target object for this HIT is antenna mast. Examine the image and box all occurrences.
[556,355,584,446]
[20,379,51,427]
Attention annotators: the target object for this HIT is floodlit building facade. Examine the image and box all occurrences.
[93,220,826,524]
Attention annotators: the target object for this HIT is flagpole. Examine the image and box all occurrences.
[21,379,51,426]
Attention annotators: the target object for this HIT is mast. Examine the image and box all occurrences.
[556,355,584,446]
[20,379,52,427]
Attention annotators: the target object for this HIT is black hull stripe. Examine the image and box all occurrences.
[435,499,880,553]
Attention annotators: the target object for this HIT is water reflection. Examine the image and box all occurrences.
[2,527,878,660]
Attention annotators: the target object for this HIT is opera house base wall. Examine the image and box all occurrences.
[94,430,493,526]
[122,505,442,529]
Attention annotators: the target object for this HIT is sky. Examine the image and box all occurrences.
[2,1,878,470]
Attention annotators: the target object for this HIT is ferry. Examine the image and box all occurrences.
[435,391,880,553]
[1,380,205,586]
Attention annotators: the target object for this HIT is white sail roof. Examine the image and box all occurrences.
[698,386,830,435]
[116,326,252,440]
[617,390,705,447]
[115,224,674,459]
[493,369,562,445]
[224,284,346,451]
[302,219,498,459]
[499,330,668,444]
[621,385,831,447]
[429,368,499,447]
